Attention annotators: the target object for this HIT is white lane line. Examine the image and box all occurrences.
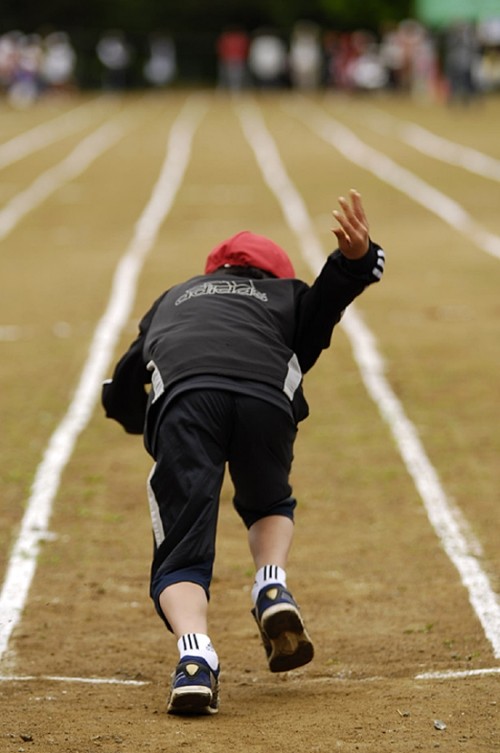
[0,95,207,665]
[366,107,500,182]
[285,99,500,261]
[0,116,132,244]
[341,309,500,660]
[416,667,500,680]
[0,675,149,686]
[237,100,500,660]
[1,668,499,685]
[0,97,108,171]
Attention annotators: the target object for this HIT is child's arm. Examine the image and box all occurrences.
[293,190,385,373]
[102,294,165,434]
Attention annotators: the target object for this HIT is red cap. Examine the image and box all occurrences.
[205,231,295,279]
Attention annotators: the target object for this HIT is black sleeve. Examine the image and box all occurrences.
[101,294,165,434]
[293,240,385,373]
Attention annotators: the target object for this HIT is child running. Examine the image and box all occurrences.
[102,189,385,714]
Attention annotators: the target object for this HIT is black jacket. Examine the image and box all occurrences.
[102,242,385,435]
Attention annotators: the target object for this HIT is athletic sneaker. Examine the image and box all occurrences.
[251,584,314,672]
[167,657,220,715]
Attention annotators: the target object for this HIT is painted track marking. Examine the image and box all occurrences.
[0,675,149,686]
[0,116,131,243]
[366,105,500,182]
[0,97,109,171]
[1,667,499,685]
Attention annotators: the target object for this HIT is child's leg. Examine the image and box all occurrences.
[160,581,220,715]
[148,390,230,628]
[247,514,294,570]
[159,582,208,636]
[229,397,314,672]
[147,390,232,714]
[247,521,314,674]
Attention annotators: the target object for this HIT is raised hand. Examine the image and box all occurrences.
[331,189,370,259]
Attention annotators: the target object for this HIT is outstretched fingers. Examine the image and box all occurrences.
[331,189,369,259]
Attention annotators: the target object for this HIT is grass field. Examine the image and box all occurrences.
[0,88,499,751]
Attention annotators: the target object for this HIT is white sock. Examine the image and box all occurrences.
[177,633,219,672]
[251,565,287,606]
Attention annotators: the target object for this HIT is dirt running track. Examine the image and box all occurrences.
[0,91,499,751]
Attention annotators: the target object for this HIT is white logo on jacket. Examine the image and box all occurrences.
[174,279,268,306]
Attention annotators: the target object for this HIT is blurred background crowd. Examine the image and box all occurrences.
[1,10,500,108]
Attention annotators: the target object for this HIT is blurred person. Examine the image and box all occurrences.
[331,33,359,90]
[476,47,500,92]
[102,190,385,715]
[444,21,480,104]
[379,22,405,90]
[40,31,77,94]
[289,21,323,90]
[248,28,288,88]
[96,30,133,90]
[0,31,21,92]
[216,26,250,91]
[410,26,439,101]
[397,19,424,92]
[348,32,388,92]
[476,19,500,92]
[322,30,340,88]
[7,33,43,108]
[143,33,177,88]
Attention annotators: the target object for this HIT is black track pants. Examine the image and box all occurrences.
[147,389,297,625]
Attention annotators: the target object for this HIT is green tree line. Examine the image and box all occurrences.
[2,0,414,36]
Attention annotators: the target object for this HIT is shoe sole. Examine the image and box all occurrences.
[167,686,219,715]
[261,604,314,673]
